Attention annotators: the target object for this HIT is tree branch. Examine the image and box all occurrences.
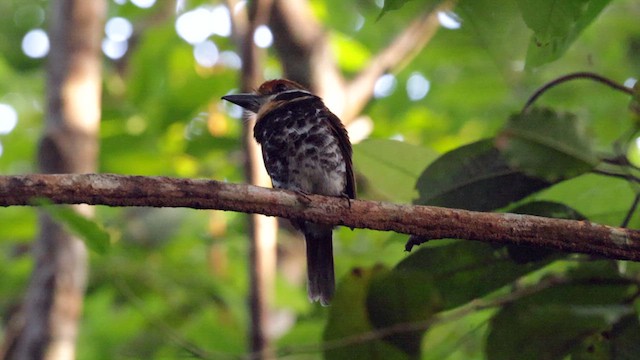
[2,174,640,261]
[269,0,449,123]
[344,1,450,123]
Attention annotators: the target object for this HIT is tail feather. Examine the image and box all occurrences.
[304,224,334,306]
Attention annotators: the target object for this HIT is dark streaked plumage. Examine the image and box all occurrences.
[222,79,355,305]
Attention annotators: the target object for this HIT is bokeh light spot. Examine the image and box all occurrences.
[437,11,461,29]
[105,17,133,42]
[22,29,49,58]
[253,25,273,48]
[624,77,637,89]
[102,38,128,60]
[176,6,231,44]
[194,40,219,67]
[219,51,242,69]
[374,74,397,98]
[406,72,430,101]
[0,104,18,135]
[131,0,155,8]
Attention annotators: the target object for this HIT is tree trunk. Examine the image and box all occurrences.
[1,0,105,358]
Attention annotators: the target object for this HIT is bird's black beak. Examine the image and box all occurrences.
[221,93,263,113]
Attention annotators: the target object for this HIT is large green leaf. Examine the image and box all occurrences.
[457,0,530,70]
[496,108,598,182]
[415,139,550,211]
[486,261,636,360]
[366,268,442,357]
[398,241,551,310]
[324,266,407,360]
[517,0,612,67]
[533,173,639,228]
[353,139,437,202]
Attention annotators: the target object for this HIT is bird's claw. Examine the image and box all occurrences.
[340,193,352,209]
[294,190,313,204]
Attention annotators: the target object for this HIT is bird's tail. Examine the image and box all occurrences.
[303,223,335,306]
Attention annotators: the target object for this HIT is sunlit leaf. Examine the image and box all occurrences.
[496,108,598,182]
[354,139,437,202]
[457,0,530,70]
[517,0,612,67]
[534,173,639,228]
[415,139,550,211]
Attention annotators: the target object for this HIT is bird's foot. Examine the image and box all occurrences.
[340,193,352,209]
[294,190,313,204]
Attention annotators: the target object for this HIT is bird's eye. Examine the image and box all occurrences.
[275,83,288,92]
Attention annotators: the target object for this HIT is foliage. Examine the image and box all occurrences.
[1,0,640,359]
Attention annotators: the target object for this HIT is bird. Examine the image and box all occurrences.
[222,79,356,305]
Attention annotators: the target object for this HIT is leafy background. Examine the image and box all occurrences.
[1,0,640,359]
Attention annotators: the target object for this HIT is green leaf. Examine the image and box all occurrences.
[324,266,407,360]
[571,314,640,360]
[415,139,550,211]
[510,200,587,220]
[457,0,530,70]
[534,173,639,227]
[366,268,442,356]
[496,108,598,182]
[38,200,111,254]
[398,241,551,310]
[486,262,635,360]
[353,139,437,202]
[609,315,640,359]
[517,0,612,67]
[488,303,632,360]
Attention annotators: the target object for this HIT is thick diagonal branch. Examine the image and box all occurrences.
[2,174,639,261]
[344,3,447,123]
[270,0,449,123]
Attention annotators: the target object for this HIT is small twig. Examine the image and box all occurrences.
[592,169,640,184]
[622,194,640,228]
[601,155,634,168]
[522,72,633,113]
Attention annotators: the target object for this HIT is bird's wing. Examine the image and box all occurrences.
[323,107,356,200]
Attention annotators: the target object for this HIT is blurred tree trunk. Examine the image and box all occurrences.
[0,0,105,359]
[227,0,277,357]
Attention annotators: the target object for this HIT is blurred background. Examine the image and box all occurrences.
[0,0,639,359]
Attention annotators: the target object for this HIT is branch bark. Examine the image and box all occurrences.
[2,174,639,262]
